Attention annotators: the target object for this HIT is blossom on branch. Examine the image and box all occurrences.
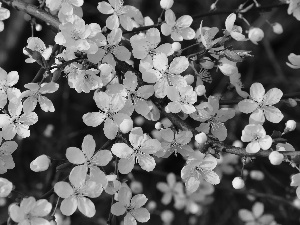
[97,0,143,31]
[241,124,272,153]
[111,127,161,174]
[66,134,112,189]
[238,83,283,124]
[181,152,220,194]
[9,197,52,225]
[0,67,19,109]
[21,82,59,113]
[161,9,195,41]
[111,183,150,225]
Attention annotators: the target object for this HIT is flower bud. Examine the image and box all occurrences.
[35,24,42,31]
[184,75,194,85]
[160,0,174,9]
[195,132,207,144]
[285,120,296,132]
[232,177,245,189]
[161,210,174,224]
[210,3,216,11]
[288,98,297,107]
[119,118,133,134]
[272,22,283,34]
[155,122,162,130]
[248,27,264,44]
[30,155,51,172]
[195,85,206,96]
[269,151,284,165]
[147,200,157,212]
[250,170,264,181]
[134,116,145,126]
[0,178,13,197]
[130,181,143,194]
[172,42,181,51]
[232,140,243,148]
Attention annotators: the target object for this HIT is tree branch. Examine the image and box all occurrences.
[220,92,300,105]
[0,0,59,30]
[191,3,287,20]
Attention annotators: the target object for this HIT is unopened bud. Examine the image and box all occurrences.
[232,177,245,189]
[0,178,13,197]
[210,3,216,10]
[172,42,181,51]
[184,75,194,85]
[160,0,174,9]
[269,151,284,165]
[288,98,297,107]
[195,132,207,144]
[195,84,206,96]
[248,27,264,44]
[155,122,162,130]
[30,155,51,172]
[35,24,42,31]
[285,120,296,132]
[272,22,283,34]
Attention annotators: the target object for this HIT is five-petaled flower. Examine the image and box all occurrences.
[111,183,150,225]
[238,82,283,124]
[241,124,272,154]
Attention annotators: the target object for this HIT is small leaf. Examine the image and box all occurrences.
[224,49,243,62]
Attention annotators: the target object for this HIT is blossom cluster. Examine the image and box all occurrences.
[0,0,299,224]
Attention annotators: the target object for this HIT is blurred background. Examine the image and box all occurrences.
[0,0,300,224]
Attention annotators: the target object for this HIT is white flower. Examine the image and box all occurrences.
[232,177,245,189]
[165,85,197,114]
[0,141,18,174]
[0,101,38,140]
[241,124,272,153]
[181,152,220,194]
[268,151,284,165]
[238,83,283,124]
[30,155,51,172]
[97,0,143,31]
[24,37,52,63]
[111,183,150,225]
[192,96,235,141]
[248,27,264,45]
[0,177,13,197]
[291,173,300,199]
[285,120,297,132]
[0,67,19,109]
[139,53,188,98]
[66,134,112,190]
[161,9,195,41]
[54,177,102,217]
[156,173,184,205]
[272,22,283,34]
[21,82,59,113]
[130,28,173,60]
[287,0,300,21]
[9,197,52,225]
[239,202,275,225]
[225,13,246,41]
[111,127,161,174]
[46,0,83,14]
[0,3,10,32]
[286,53,300,69]
[160,0,174,9]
